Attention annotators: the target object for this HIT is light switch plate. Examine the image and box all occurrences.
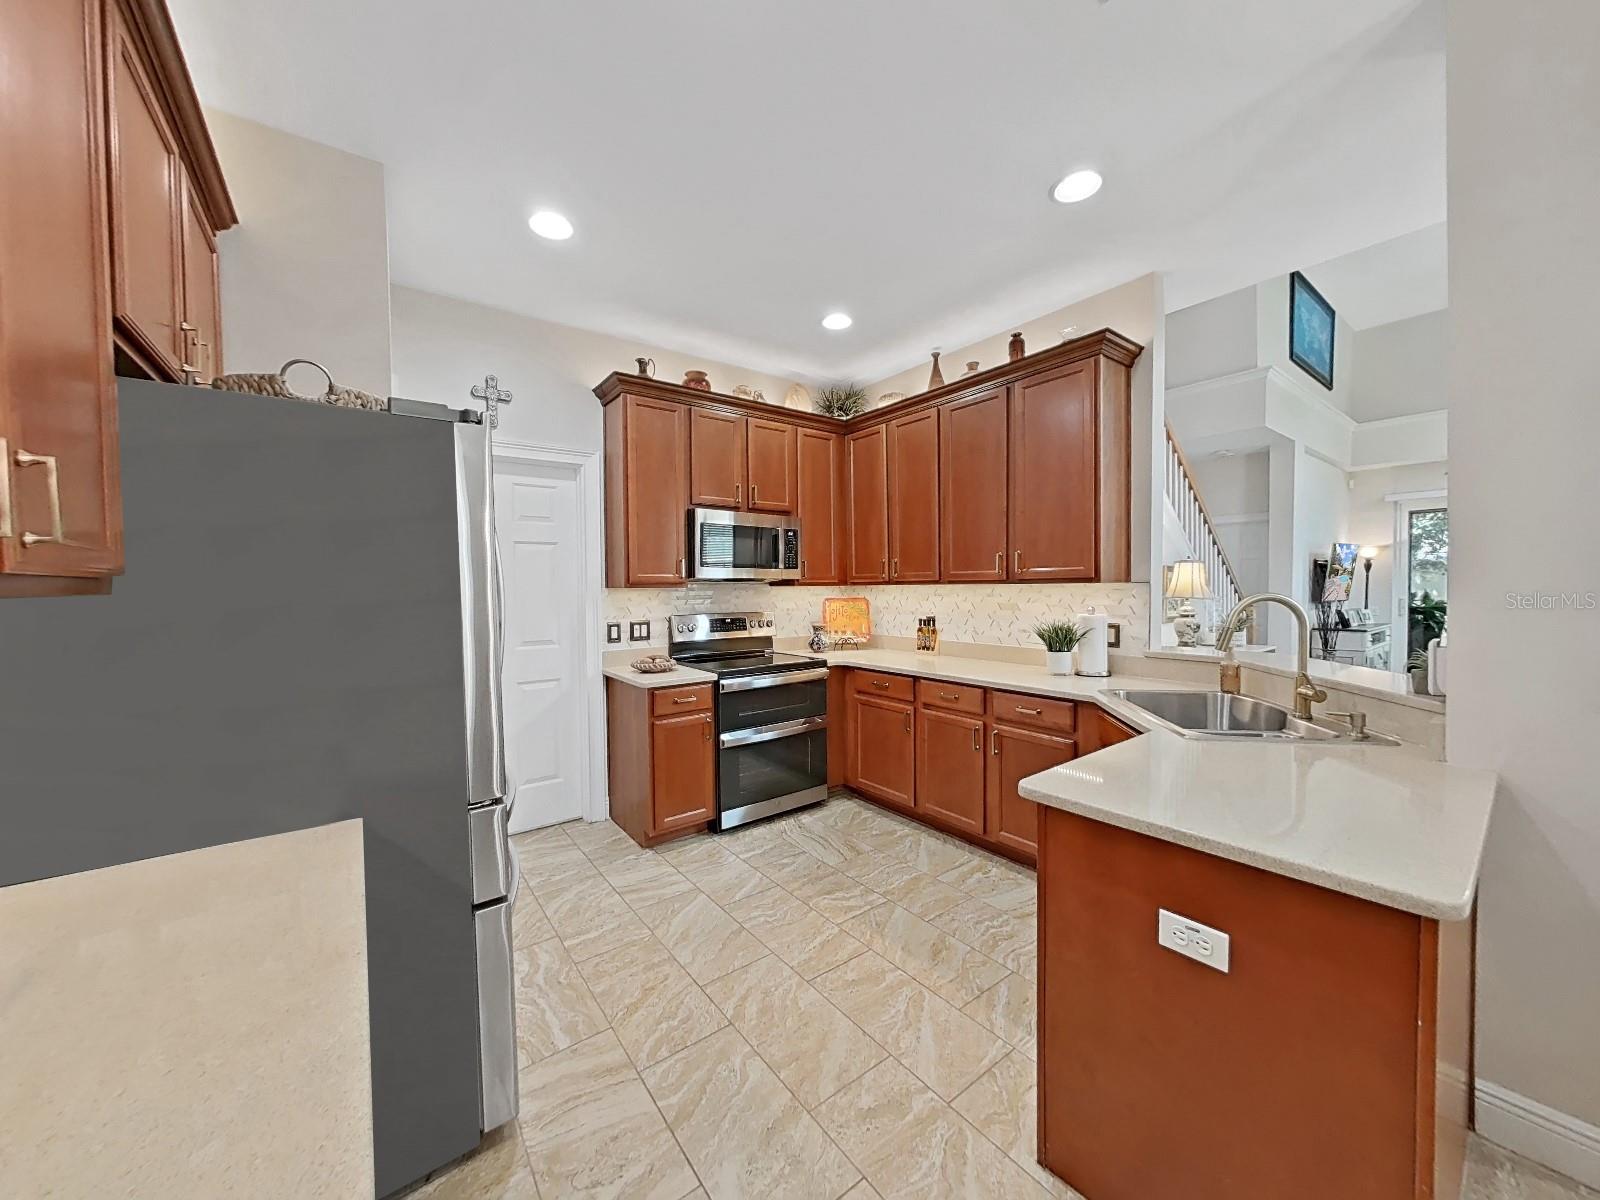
[1158,909,1230,973]
[605,622,623,645]
[628,621,651,643]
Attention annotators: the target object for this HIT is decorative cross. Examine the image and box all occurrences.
[471,374,514,429]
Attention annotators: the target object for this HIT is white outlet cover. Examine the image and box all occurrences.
[1158,909,1230,973]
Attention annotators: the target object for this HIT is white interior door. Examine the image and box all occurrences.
[495,457,586,833]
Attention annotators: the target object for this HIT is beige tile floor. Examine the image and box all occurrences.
[404,791,1597,1200]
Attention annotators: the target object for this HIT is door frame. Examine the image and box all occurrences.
[1388,486,1448,676]
[492,437,608,824]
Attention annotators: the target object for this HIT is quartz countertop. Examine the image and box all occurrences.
[602,660,716,689]
[822,647,1494,921]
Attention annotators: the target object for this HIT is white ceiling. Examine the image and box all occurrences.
[1299,222,1448,329]
[168,0,1445,385]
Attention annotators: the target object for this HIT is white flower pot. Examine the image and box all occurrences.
[1045,651,1074,676]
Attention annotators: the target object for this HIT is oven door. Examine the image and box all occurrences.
[715,668,828,828]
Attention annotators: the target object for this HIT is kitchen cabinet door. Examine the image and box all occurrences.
[107,1,184,380]
[620,395,689,586]
[745,418,795,512]
[689,408,745,510]
[848,692,915,812]
[651,710,715,833]
[178,167,221,382]
[916,707,986,836]
[940,387,1008,581]
[0,0,123,592]
[797,428,843,583]
[846,425,889,583]
[986,723,1076,861]
[1009,361,1098,580]
[887,409,939,582]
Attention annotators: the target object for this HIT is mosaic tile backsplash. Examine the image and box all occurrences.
[604,582,1150,650]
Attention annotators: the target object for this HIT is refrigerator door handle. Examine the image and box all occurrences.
[456,422,507,807]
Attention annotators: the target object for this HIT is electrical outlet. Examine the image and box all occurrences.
[605,622,622,645]
[1106,621,1122,649]
[1158,909,1230,973]
[628,621,651,643]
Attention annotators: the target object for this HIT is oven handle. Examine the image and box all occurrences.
[719,667,830,693]
[719,714,829,748]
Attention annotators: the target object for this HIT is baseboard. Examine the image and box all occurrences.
[1476,1079,1600,1189]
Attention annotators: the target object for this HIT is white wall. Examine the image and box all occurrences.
[1165,287,1259,388]
[866,275,1159,404]
[207,111,393,398]
[1188,450,1271,600]
[1290,450,1352,612]
[1448,0,1600,1179]
[389,286,801,454]
[1350,309,1448,422]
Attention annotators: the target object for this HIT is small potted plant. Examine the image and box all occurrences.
[1033,620,1087,676]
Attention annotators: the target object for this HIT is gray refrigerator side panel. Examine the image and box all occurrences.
[0,380,482,1198]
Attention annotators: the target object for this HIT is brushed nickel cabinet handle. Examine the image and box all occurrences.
[940,691,959,700]
[995,550,1003,572]
[678,557,686,578]
[801,558,807,576]
[971,726,980,752]
[991,729,999,755]
[179,323,200,382]
[735,483,741,505]
[14,449,64,547]
[880,557,886,577]
[751,483,757,504]
[903,711,911,734]
[893,557,899,577]
[1014,549,1022,573]
[1015,705,1043,716]
[704,717,712,741]
[673,695,696,704]
[0,437,13,539]
[871,680,890,689]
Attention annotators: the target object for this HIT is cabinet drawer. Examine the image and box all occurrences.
[651,684,713,716]
[991,690,1075,734]
[916,678,987,715]
[851,670,915,702]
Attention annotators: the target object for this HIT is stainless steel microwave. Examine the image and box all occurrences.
[689,508,801,581]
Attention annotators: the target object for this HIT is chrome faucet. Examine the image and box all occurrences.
[1214,593,1328,720]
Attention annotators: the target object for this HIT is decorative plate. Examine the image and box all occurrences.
[784,384,811,411]
[821,596,871,639]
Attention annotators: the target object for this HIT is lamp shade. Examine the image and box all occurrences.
[1165,560,1211,599]
[1360,545,1380,561]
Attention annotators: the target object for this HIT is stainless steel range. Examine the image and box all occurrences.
[668,611,828,830]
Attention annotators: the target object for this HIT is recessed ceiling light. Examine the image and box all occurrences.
[821,312,853,331]
[1051,169,1103,204]
[528,210,574,240]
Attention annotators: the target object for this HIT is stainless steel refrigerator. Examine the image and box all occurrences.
[0,378,516,1196]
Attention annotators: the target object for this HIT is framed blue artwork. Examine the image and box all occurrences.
[1289,270,1336,390]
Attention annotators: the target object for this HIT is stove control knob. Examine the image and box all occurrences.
[765,618,774,628]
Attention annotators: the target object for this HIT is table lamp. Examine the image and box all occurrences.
[1166,560,1211,647]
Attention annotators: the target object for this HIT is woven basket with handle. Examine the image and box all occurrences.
[210,358,387,412]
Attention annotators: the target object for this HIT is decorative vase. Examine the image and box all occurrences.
[1008,332,1025,361]
[928,351,944,390]
[964,360,980,375]
[809,624,829,653]
[683,370,710,391]
[1045,651,1074,676]
[635,357,655,377]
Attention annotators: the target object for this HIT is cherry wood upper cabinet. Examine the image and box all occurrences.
[178,167,221,381]
[986,723,1076,862]
[939,387,1008,582]
[689,408,745,509]
[916,707,986,836]
[796,429,843,584]
[107,1,184,379]
[1009,361,1099,580]
[650,710,716,833]
[846,425,889,583]
[887,409,940,582]
[605,395,689,587]
[0,0,123,594]
[745,418,795,513]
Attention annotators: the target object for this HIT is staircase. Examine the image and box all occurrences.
[1164,423,1255,642]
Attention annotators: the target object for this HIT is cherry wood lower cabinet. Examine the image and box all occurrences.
[606,680,715,847]
[1037,807,1472,1200]
[915,706,986,836]
[845,688,916,812]
[986,724,1075,859]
